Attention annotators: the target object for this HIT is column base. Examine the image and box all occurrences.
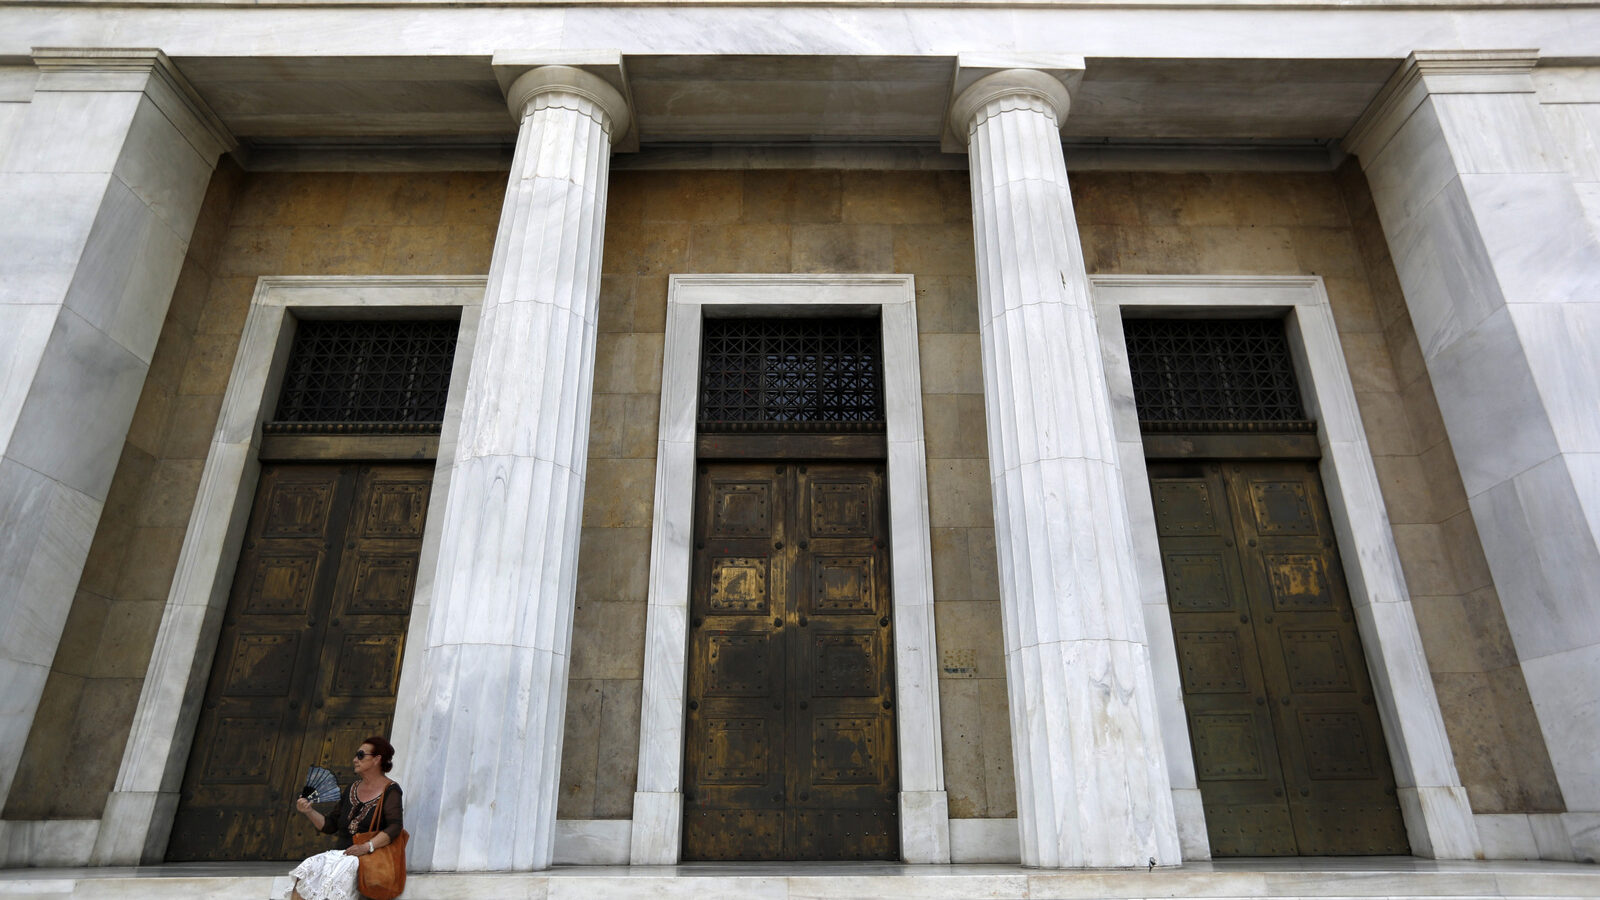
[1560,812,1600,864]
[93,789,178,865]
[1397,785,1480,860]
[629,791,682,864]
[1171,788,1211,860]
[899,790,951,863]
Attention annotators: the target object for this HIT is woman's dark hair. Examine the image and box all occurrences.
[362,735,396,773]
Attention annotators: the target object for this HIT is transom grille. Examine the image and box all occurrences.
[698,317,884,430]
[271,319,458,429]
[1124,318,1307,428]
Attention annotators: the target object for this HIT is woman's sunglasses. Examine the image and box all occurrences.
[354,750,372,760]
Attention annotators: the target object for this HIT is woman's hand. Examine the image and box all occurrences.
[343,841,373,857]
[294,797,325,830]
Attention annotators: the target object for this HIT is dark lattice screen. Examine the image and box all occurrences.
[699,318,884,428]
[1124,318,1306,425]
[272,319,458,427]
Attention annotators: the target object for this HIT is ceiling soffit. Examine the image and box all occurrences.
[177,53,1399,158]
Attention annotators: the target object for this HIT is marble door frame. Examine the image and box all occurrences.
[631,274,952,864]
[1090,274,1481,860]
[95,275,484,865]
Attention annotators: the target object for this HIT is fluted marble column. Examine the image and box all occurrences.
[403,65,628,872]
[951,69,1181,868]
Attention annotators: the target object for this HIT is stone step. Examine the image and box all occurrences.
[1,861,1596,900]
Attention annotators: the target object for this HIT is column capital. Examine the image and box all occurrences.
[494,52,635,150]
[1344,49,1539,162]
[944,55,1084,153]
[30,47,235,160]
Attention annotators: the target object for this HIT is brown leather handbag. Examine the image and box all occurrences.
[352,785,408,900]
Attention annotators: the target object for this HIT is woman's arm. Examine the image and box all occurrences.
[379,783,403,842]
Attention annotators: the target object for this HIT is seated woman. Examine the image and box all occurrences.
[274,736,404,900]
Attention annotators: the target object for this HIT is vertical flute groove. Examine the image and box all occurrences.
[404,81,617,873]
[959,83,1182,869]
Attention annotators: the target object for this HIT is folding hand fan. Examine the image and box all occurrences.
[301,765,341,803]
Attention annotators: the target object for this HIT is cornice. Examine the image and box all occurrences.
[1343,49,1539,162]
[30,47,236,160]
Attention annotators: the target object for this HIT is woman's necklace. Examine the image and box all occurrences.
[354,778,384,803]
[347,782,382,834]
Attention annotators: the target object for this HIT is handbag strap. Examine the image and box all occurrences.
[356,780,388,836]
[370,782,386,833]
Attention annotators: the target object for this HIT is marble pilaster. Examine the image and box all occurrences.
[400,64,628,872]
[949,65,1181,868]
[1346,51,1600,861]
[0,48,229,811]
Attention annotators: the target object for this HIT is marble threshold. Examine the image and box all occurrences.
[0,858,1596,899]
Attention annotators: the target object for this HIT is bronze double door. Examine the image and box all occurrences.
[1150,459,1408,856]
[168,462,431,861]
[683,461,899,860]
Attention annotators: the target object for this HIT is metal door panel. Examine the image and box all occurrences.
[683,462,897,861]
[169,463,430,861]
[1152,460,1407,857]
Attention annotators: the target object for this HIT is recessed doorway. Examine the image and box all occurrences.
[1149,458,1408,855]
[1126,316,1408,857]
[683,461,899,860]
[166,317,456,861]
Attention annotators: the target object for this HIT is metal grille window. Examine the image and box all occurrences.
[698,317,884,429]
[271,319,458,429]
[1123,318,1307,427]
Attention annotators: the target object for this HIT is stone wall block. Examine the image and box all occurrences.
[1351,56,1600,853]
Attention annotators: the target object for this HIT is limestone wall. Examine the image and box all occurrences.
[9,162,1561,832]
[557,170,1017,821]
[1069,166,1562,815]
[4,168,503,819]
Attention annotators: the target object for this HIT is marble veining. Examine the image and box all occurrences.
[1350,54,1600,851]
[0,51,224,823]
[404,67,624,872]
[957,72,1179,868]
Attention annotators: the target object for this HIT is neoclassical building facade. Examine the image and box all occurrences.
[0,0,1598,876]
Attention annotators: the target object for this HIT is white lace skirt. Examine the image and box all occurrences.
[273,848,361,900]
